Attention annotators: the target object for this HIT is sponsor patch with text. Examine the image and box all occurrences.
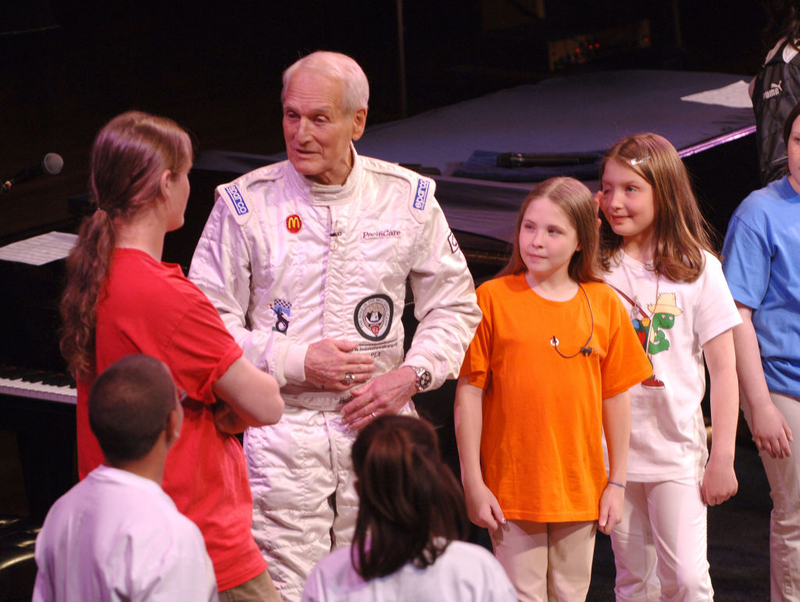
[225,185,249,216]
[413,179,429,211]
[361,229,402,240]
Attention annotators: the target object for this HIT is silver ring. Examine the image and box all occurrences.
[371,412,377,418]
[343,373,355,385]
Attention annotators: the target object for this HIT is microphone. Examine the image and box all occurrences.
[2,153,64,193]
[496,152,601,168]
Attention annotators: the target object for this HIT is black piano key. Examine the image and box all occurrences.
[0,364,76,388]
[44,373,76,387]
[21,370,49,384]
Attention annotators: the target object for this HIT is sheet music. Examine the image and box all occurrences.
[681,81,752,109]
[0,231,78,266]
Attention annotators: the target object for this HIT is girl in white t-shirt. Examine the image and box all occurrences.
[301,415,516,602]
[597,132,741,601]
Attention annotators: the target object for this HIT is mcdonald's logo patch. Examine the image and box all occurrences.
[286,214,302,233]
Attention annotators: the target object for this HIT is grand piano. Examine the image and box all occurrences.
[0,246,79,521]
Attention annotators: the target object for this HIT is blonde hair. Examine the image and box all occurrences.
[60,111,193,379]
[599,133,714,282]
[498,177,602,283]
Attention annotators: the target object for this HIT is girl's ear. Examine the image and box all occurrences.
[158,169,172,200]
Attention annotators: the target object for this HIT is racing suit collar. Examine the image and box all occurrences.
[288,143,362,206]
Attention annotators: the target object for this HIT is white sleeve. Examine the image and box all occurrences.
[403,193,482,390]
[694,253,742,347]
[32,518,54,602]
[144,522,220,602]
[189,196,308,386]
[300,567,322,602]
[31,566,52,602]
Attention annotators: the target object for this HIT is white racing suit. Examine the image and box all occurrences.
[189,147,481,601]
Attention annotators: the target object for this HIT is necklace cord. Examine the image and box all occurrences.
[551,284,594,359]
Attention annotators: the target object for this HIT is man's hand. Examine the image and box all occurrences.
[304,339,374,392]
[340,366,417,428]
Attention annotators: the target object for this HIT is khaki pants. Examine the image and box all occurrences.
[491,519,596,601]
[218,570,281,602]
[742,390,800,602]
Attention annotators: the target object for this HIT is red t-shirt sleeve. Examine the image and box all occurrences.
[166,293,243,405]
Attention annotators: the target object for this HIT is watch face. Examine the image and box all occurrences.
[420,372,431,389]
[414,367,431,390]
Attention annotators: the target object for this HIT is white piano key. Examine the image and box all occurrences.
[0,376,77,405]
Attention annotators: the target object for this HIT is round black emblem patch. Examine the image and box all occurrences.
[354,294,393,341]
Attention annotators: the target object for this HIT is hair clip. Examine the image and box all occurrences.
[630,156,650,166]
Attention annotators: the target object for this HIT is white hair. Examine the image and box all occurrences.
[282,51,369,115]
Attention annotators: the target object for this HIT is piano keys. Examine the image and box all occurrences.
[0,246,78,521]
[0,370,76,405]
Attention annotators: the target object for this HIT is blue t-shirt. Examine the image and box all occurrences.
[721,176,800,396]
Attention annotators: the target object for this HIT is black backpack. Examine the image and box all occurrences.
[753,39,800,185]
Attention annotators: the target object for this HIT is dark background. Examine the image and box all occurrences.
[1,0,767,242]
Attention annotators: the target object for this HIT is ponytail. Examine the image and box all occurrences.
[60,209,115,379]
[59,111,192,379]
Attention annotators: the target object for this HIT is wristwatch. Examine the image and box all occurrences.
[410,366,432,393]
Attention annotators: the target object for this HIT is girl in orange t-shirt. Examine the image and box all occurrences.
[455,177,651,601]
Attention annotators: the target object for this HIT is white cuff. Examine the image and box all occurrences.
[283,342,309,385]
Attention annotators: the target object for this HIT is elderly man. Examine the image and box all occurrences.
[189,51,481,600]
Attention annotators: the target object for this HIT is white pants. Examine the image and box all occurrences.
[491,520,596,602]
[610,478,713,601]
[245,403,416,602]
[244,408,359,602]
[741,390,800,602]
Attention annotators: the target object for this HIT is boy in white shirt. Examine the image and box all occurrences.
[33,354,218,601]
